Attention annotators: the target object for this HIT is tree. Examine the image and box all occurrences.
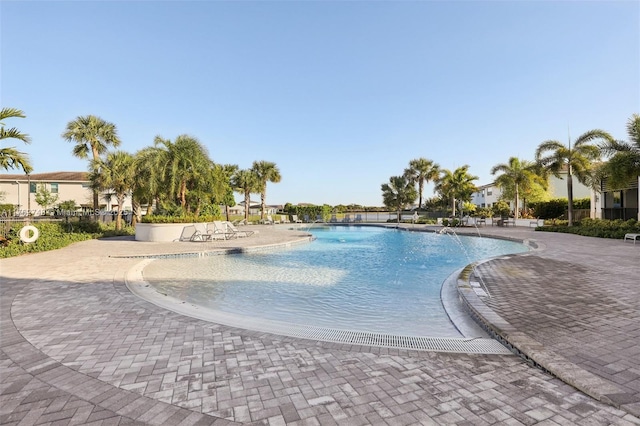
[62,115,121,214]
[152,135,212,213]
[35,184,59,214]
[231,169,259,221]
[404,158,440,210]
[216,164,239,221]
[0,107,32,173]
[91,151,135,230]
[490,157,544,219]
[535,129,612,226]
[599,114,640,190]
[435,165,478,217]
[381,175,417,222]
[251,161,281,220]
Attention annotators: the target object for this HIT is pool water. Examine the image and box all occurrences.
[143,226,528,337]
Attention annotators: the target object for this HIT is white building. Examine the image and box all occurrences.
[0,171,133,216]
[471,171,594,214]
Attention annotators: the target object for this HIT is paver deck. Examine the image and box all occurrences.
[1,224,639,425]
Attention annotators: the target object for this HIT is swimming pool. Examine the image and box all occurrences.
[142,226,528,338]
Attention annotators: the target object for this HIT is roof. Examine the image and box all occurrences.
[0,171,89,182]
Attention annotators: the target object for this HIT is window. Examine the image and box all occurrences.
[51,183,59,193]
[29,182,37,193]
[613,191,622,208]
[487,189,492,196]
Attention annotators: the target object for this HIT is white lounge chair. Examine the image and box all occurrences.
[210,221,235,240]
[354,214,363,223]
[224,221,255,238]
[624,233,640,245]
[280,215,290,224]
[315,214,325,223]
[292,215,302,223]
[329,214,338,223]
[190,223,218,241]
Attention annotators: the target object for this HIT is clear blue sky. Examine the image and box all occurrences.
[2,1,638,206]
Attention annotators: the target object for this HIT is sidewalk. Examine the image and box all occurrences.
[1,224,639,425]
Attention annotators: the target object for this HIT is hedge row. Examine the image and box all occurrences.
[538,218,640,239]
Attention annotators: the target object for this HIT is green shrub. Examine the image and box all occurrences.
[537,218,640,239]
[0,220,135,258]
[530,197,590,219]
[141,214,221,224]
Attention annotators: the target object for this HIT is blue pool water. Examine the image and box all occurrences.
[143,226,528,337]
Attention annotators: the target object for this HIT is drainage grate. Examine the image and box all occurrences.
[270,325,513,354]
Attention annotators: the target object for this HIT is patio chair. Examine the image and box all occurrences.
[178,225,198,241]
[624,233,640,245]
[329,214,338,223]
[342,214,352,223]
[315,214,325,223]
[191,223,217,241]
[224,221,255,237]
[210,221,235,240]
[355,214,363,223]
[280,215,290,224]
[292,215,302,223]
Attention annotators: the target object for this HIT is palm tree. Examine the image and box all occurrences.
[381,175,418,222]
[0,107,32,173]
[404,158,440,210]
[90,151,134,230]
[536,129,613,226]
[62,115,121,213]
[152,135,212,213]
[231,169,259,221]
[216,164,239,221]
[435,166,478,218]
[599,114,640,190]
[491,157,543,219]
[251,161,281,220]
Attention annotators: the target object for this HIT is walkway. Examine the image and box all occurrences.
[1,224,639,425]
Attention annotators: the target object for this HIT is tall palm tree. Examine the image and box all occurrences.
[231,169,259,221]
[62,115,121,213]
[491,157,543,219]
[251,160,281,220]
[536,129,613,226]
[90,151,134,230]
[216,164,239,221]
[404,158,440,210]
[435,165,478,217]
[152,135,212,213]
[381,175,418,222]
[599,114,640,190]
[0,107,32,173]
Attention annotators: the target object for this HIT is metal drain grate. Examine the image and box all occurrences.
[264,325,512,354]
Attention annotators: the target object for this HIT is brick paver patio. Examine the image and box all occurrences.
[1,224,639,425]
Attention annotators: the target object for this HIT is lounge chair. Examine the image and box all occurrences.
[210,221,235,240]
[354,214,363,223]
[315,214,325,223]
[292,215,302,223]
[342,214,352,223]
[190,223,217,241]
[624,233,640,245]
[280,215,290,224]
[224,221,255,237]
[303,214,310,223]
[178,225,198,241]
[329,214,338,223]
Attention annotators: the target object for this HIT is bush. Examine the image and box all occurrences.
[0,220,136,258]
[537,218,640,239]
[530,197,590,219]
[141,214,221,224]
